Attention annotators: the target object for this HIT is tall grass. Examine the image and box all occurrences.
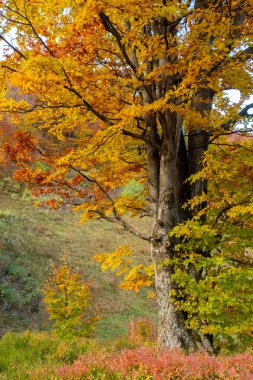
[0,331,93,379]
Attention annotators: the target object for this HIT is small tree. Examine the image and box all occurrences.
[43,259,97,338]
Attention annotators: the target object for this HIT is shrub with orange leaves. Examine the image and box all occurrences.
[129,318,156,345]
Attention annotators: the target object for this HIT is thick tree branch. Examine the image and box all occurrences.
[239,102,253,117]
[122,129,146,141]
[99,12,155,102]
[99,12,137,74]
[1,103,84,114]
[64,86,114,126]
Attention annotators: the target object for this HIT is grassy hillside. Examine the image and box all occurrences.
[0,184,252,380]
[0,184,156,339]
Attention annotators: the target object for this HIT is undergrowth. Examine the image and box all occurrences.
[0,332,252,380]
[0,331,94,379]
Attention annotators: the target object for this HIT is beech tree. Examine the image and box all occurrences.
[0,0,253,351]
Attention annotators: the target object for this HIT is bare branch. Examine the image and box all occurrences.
[70,166,151,241]
[114,214,151,241]
[0,64,18,72]
[0,34,27,60]
[210,142,253,153]
[239,103,253,117]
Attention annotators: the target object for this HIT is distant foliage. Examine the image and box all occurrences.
[122,180,144,197]
[43,259,98,338]
[0,255,40,313]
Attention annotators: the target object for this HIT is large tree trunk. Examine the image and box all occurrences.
[151,159,187,349]
[147,110,192,350]
[148,103,215,352]
[143,13,217,352]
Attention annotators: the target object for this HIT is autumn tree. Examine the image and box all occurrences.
[44,258,97,338]
[0,0,253,351]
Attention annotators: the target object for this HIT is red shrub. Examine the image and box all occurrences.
[35,347,253,379]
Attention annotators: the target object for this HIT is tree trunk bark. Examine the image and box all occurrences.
[148,105,215,352]
[149,112,193,350]
[188,89,215,202]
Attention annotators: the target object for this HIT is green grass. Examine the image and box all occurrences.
[0,184,156,339]
[0,331,95,379]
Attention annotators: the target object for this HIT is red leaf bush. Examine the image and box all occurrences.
[34,347,253,379]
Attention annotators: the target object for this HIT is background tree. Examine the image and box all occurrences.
[0,0,253,351]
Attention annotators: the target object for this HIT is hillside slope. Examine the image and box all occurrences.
[0,186,156,339]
